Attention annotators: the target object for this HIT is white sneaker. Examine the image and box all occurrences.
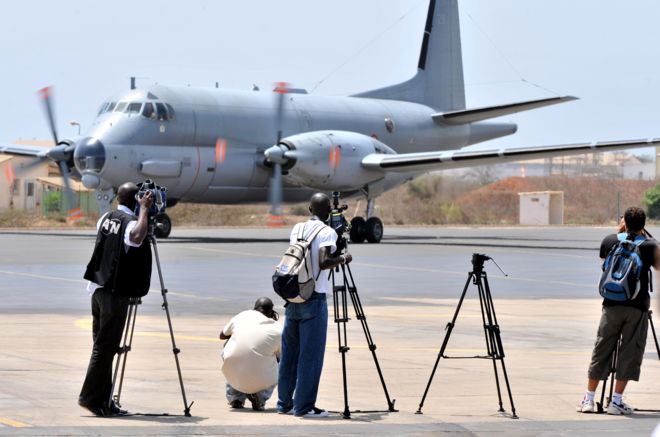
[607,401,634,415]
[301,407,329,418]
[577,399,596,413]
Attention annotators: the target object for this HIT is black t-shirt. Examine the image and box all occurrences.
[599,233,656,311]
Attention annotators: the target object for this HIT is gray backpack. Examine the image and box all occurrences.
[272,222,326,303]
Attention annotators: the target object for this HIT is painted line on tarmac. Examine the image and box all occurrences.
[0,417,31,428]
[0,269,84,284]
[180,246,590,289]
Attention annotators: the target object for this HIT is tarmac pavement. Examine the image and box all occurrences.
[0,226,659,436]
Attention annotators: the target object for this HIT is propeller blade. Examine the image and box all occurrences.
[267,162,284,227]
[274,82,289,142]
[58,161,82,222]
[38,86,59,145]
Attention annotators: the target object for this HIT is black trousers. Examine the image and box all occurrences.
[79,288,129,408]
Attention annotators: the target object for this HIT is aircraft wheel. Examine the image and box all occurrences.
[349,216,367,243]
[154,213,172,239]
[365,217,383,243]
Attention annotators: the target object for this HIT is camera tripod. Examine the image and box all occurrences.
[330,247,397,419]
[416,253,518,419]
[596,310,660,414]
[108,223,193,417]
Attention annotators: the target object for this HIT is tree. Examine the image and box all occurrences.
[643,184,660,219]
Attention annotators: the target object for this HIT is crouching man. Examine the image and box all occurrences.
[220,297,282,410]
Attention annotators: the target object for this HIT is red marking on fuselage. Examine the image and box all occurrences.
[215,138,227,164]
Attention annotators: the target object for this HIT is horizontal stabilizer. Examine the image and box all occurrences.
[432,96,578,125]
[362,138,660,173]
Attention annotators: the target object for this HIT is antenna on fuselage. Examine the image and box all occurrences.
[215,82,219,88]
[130,76,136,90]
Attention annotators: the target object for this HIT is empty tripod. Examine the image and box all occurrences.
[416,253,518,419]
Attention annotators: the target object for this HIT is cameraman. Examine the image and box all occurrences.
[78,182,153,417]
[577,206,659,415]
[277,193,352,418]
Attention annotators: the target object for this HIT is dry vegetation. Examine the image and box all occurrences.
[0,175,655,229]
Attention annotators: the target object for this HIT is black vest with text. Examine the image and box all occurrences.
[84,210,152,297]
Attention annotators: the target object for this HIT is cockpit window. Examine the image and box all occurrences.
[142,102,155,119]
[115,102,128,112]
[155,103,167,120]
[126,102,142,114]
[165,103,175,120]
[106,102,117,112]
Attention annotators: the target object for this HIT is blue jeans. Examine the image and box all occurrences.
[277,293,328,416]
[226,383,275,405]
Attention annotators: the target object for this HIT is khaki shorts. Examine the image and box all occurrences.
[588,306,648,381]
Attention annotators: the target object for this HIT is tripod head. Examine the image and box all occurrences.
[471,253,508,276]
[329,191,351,254]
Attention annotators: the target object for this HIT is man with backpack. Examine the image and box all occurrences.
[578,206,659,415]
[276,192,352,418]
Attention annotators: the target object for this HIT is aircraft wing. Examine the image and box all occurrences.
[0,144,47,158]
[361,138,660,173]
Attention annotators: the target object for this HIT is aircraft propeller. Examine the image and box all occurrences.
[36,86,81,220]
[264,82,291,226]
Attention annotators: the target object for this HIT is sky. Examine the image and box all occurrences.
[1,0,660,156]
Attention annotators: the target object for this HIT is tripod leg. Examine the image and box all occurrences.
[416,272,474,414]
[476,275,505,414]
[607,340,619,407]
[648,311,660,361]
[151,236,193,417]
[343,263,397,412]
[332,269,351,419]
[481,273,518,419]
[115,299,140,407]
[109,300,137,409]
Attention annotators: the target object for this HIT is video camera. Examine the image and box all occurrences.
[328,191,351,253]
[134,179,167,217]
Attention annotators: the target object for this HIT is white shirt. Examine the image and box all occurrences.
[289,217,338,294]
[85,204,141,293]
[221,310,283,394]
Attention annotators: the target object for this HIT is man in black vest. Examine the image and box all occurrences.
[78,182,153,417]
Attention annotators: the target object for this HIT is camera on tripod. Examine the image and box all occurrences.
[328,192,351,253]
[135,179,167,217]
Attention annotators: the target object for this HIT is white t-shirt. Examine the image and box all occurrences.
[289,217,338,294]
[221,310,283,394]
[85,204,140,293]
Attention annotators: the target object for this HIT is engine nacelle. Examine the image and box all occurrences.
[280,130,395,190]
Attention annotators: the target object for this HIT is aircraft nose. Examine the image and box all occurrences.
[73,137,106,188]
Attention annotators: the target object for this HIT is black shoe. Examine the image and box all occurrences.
[79,402,108,417]
[230,400,244,409]
[246,394,265,411]
[108,401,128,416]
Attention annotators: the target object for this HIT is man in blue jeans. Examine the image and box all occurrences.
[277,193,352,418]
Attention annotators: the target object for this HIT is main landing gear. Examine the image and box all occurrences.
[349,198,383,244]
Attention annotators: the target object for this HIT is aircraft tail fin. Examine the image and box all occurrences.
[353,0,465,111]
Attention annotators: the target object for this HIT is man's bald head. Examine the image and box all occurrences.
[309,193,331,221]
[117,182,138,210]
[254,297,278,320]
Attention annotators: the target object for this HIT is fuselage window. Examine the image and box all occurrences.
[126,102,142,114]
[142,102,155,119]
[115,102,128,112]
[155,102,167,120]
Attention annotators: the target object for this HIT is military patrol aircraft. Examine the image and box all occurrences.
[2,0,658,241]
